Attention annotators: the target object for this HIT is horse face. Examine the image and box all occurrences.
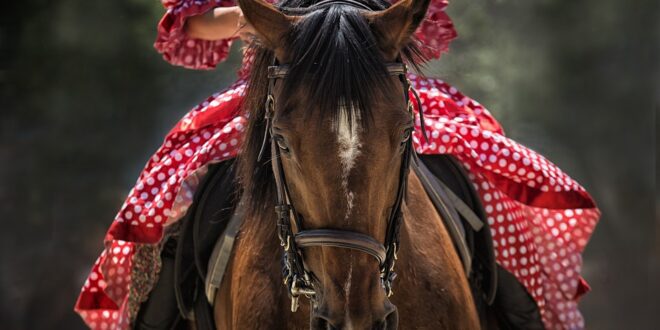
[272,87,411,328]
[239,0,431,328]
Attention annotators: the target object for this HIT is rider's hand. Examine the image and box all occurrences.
[236,8,257,43]
[186,6,255,42]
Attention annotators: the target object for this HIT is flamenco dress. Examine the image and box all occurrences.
[74,0,600,329]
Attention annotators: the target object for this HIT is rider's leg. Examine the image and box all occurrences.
[134,238,184,330]
[134,160,238,329]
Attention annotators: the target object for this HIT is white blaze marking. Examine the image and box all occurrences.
[335,108,361,221]
[344,259,353,319]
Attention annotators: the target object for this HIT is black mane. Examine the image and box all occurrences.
[238,0,424,215]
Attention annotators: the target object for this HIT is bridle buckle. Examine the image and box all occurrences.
[289,274,315,312]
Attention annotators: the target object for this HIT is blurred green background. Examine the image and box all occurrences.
[1,0,657,329]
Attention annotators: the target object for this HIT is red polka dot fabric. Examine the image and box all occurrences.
[154,0,457,71]
[155,0,237,70]
[75,1,600,329]
[413,0,457,59]
[410,74,599,328]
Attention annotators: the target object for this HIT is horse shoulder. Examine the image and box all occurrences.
[393,171,480,329]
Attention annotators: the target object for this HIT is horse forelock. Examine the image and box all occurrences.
[278,4,392,129]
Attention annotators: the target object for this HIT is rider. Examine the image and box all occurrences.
[74,0,600,329]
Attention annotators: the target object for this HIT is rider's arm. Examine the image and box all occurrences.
[186,6,252,41]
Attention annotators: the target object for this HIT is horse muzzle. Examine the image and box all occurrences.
[310,302,398,330]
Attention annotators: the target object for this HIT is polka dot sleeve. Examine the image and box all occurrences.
[154,0,236,70]
[414,0,458,60]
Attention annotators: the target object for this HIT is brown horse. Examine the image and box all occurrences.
[214,0,480,328]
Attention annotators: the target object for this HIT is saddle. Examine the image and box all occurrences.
[134,155,543,329]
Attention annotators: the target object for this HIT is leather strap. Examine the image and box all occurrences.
[309,0,373,10]
[295,229,387,265]
[416,160,484,232]
[268,63,406,79]
[205,202,245,304]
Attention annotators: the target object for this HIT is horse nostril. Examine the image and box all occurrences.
[312,306,397,330]
[371,306,398,330]
[311,314,337,330]
[383,307,399,330]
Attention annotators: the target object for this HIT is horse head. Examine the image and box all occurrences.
[237,0,430,328]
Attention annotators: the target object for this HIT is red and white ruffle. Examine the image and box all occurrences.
[75,1,599,329]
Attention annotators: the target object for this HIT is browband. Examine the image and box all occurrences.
[268,63,407,79]
[308,0,373,10]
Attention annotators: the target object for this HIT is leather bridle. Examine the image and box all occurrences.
[255,1,427,313]
[257,59,427,312]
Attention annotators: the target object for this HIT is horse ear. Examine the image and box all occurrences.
[237,0,298,58]
[366,0,431,59]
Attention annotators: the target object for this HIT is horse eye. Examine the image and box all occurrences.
[401,128,412,143]
[275,136,289,152]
